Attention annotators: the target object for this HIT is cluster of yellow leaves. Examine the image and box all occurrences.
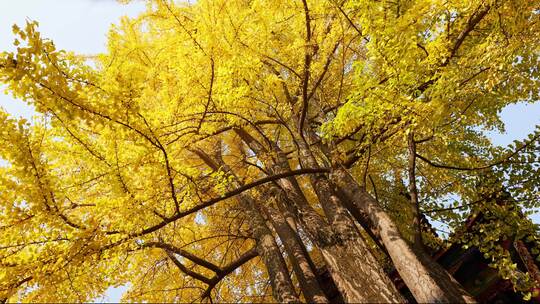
[1,0,360,301]
[0,0,539,301]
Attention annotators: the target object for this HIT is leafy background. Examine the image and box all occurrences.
[0,0,539,302]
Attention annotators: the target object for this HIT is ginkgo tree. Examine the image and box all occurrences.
[1,0,539,303]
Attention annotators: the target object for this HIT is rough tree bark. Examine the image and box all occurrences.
[235,128,405,303]
[265,204,329,303]
[241,195,300,303]
[200,147,325,303]
[268,185,343,302]
[296,138,404,303]
[332,165,477,303]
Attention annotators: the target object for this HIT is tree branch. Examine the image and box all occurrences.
[298,0,313,139]
[166,251,214,284]
[145,242,222,273]
[135,167,329,236]
[200,248,258,299]
[407,132,423,248]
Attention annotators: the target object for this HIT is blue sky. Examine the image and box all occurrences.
[1,0,539,302]
[0,0,145,302]
[0,0,147,122]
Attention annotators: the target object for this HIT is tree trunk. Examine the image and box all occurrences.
[193,149,299,303]
[270,186,345,303]
[265,205,329,303]
[407,132,425,250]
[270,186,319,273]
[332,165,477,303]
[235,129,404,302]
[297,141,404,303]
[241,195,300,303]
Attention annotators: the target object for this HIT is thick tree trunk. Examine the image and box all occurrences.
[318,241,402,303]
[332,165,477,303]
[241,195,300,303]
[266,205,329,303]
[335,188,389,255]
[296,141,404,303]
[270,186,344,303]
[193,149,299,303]
[297,141,358,240]
[290,200,403,303]
[234,129,404,302]
[270,186,318,273]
